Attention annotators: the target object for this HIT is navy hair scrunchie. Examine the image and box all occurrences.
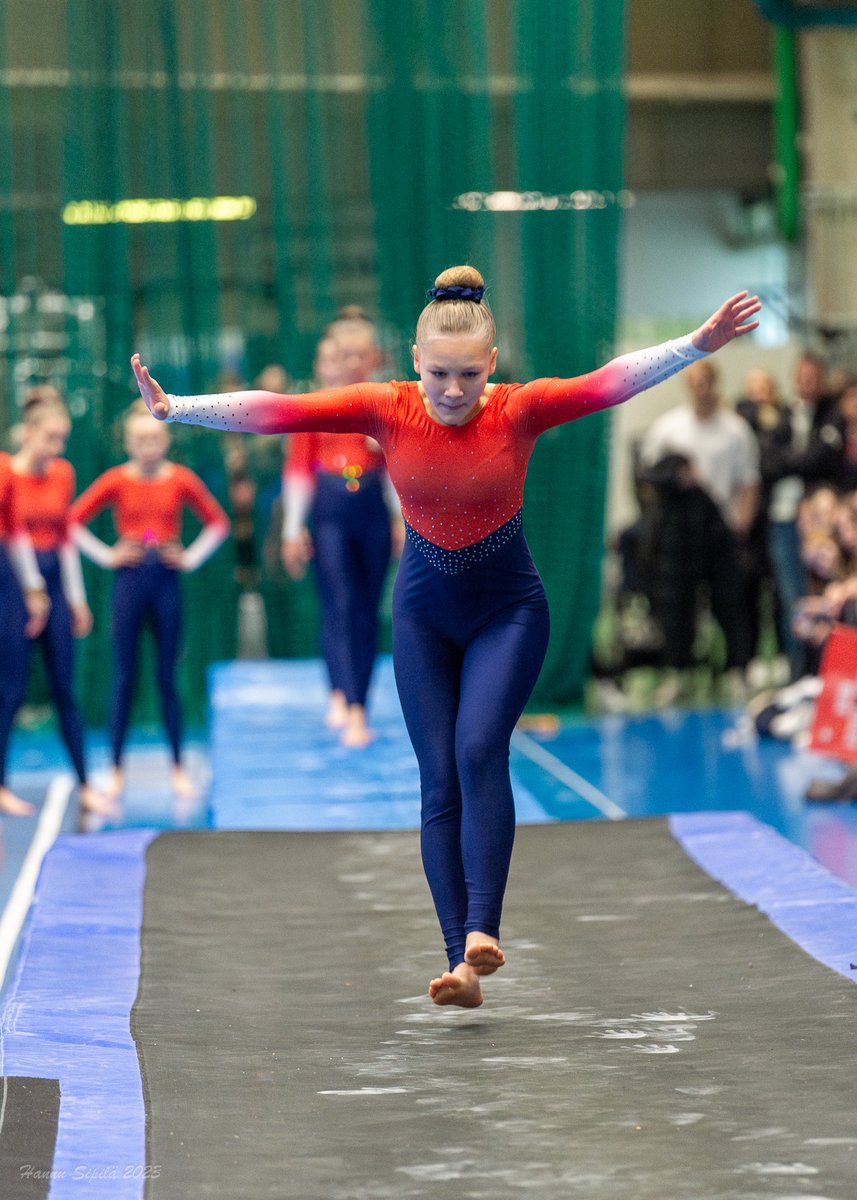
[427,285,485,303]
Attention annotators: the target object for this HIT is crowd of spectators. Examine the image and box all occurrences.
[600,350,857,717]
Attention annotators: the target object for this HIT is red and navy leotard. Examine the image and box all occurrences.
[5,457,90,785]
[10,457,75,552]
[69,462,228,545]
[285,430,386,486]
[163,335,708,970]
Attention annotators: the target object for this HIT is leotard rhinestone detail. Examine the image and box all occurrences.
[404,510,523,575]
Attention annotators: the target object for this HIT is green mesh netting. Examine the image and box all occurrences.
[0,0,625,723]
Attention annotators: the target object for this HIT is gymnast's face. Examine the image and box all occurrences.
[125,414,170,473]
[412,336,498,427]
[337,329,383,385]
[23,411,70,470]
[313,337,346,389]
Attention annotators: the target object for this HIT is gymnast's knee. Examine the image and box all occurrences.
[420,779,461,827]
[455,730,504,785]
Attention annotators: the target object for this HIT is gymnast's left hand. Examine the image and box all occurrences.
[131,353,170,419]
[691,292,762,353]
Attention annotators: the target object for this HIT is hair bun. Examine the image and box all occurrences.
[336,304,372,323]
[427,284,485,303]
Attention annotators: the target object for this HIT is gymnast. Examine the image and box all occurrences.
[69,401,230,801]
[4,389,111,818]
[282,314,400,747]
[132,266,760,1007]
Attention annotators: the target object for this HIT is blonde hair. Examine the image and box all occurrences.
[21,385,68,425]
[123,398,170,446]
[327,306,378,347]
[124,398,154,425]
[415,266,496,348]
[330,304,373,328]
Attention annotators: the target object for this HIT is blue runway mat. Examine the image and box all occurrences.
[208,657,551,829]
[0,830,156,1197]
[1,814,854,1199]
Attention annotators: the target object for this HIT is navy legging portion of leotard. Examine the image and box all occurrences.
[110,555,182,766]
[312,470,391,707]
[0,550,88,785]
[0,548,30,788]
[392,512,550,970]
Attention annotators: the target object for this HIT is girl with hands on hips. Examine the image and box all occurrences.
[69,401,230,804]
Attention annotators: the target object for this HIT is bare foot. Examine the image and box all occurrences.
[78,783,118,817]
[0,787,35,817]
[325,690,348,729]
[340,705,375,749]
[104,768,125,802]
[170,765,198,801]
[340,724,375,749]
[428,963,484,1008]
[464,932,506,976]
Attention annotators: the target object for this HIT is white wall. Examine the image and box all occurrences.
[607,189,798,535]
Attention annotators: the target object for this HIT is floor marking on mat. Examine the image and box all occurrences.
[511,731,626,820]
[0,773,74,989]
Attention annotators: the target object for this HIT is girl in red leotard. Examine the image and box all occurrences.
[132,266,760,1008]
[7,389,111,819]
[69,401,230,802]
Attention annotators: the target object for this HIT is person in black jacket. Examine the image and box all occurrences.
[636,451,745,700]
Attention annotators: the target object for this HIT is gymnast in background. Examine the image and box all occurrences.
[4,388,110,817]
[281,312,402,747]
[69,401,230,801]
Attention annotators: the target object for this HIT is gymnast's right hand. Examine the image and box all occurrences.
[130,353,170,420]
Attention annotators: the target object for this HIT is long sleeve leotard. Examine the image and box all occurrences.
[69,463,230,571]
[162,333,708,972]
[0,452,43,592]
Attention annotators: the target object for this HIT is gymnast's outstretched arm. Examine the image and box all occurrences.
[511,291,762,434]
[130,354,390,437]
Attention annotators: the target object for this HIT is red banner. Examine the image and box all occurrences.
[809,624,857,762]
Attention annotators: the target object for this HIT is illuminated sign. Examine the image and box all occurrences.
[62,196,257,224]
[452,190,636,212]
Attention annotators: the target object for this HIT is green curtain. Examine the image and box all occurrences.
[0,0,626,723]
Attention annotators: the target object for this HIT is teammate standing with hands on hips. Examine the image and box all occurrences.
[69,401,230,803]
[132,267,760,1008]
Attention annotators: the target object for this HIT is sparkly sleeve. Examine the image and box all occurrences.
[508,335,709,435]
[165,382,393,438]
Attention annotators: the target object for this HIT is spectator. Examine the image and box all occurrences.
[639,359,760,700]
[735,367,792,670]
